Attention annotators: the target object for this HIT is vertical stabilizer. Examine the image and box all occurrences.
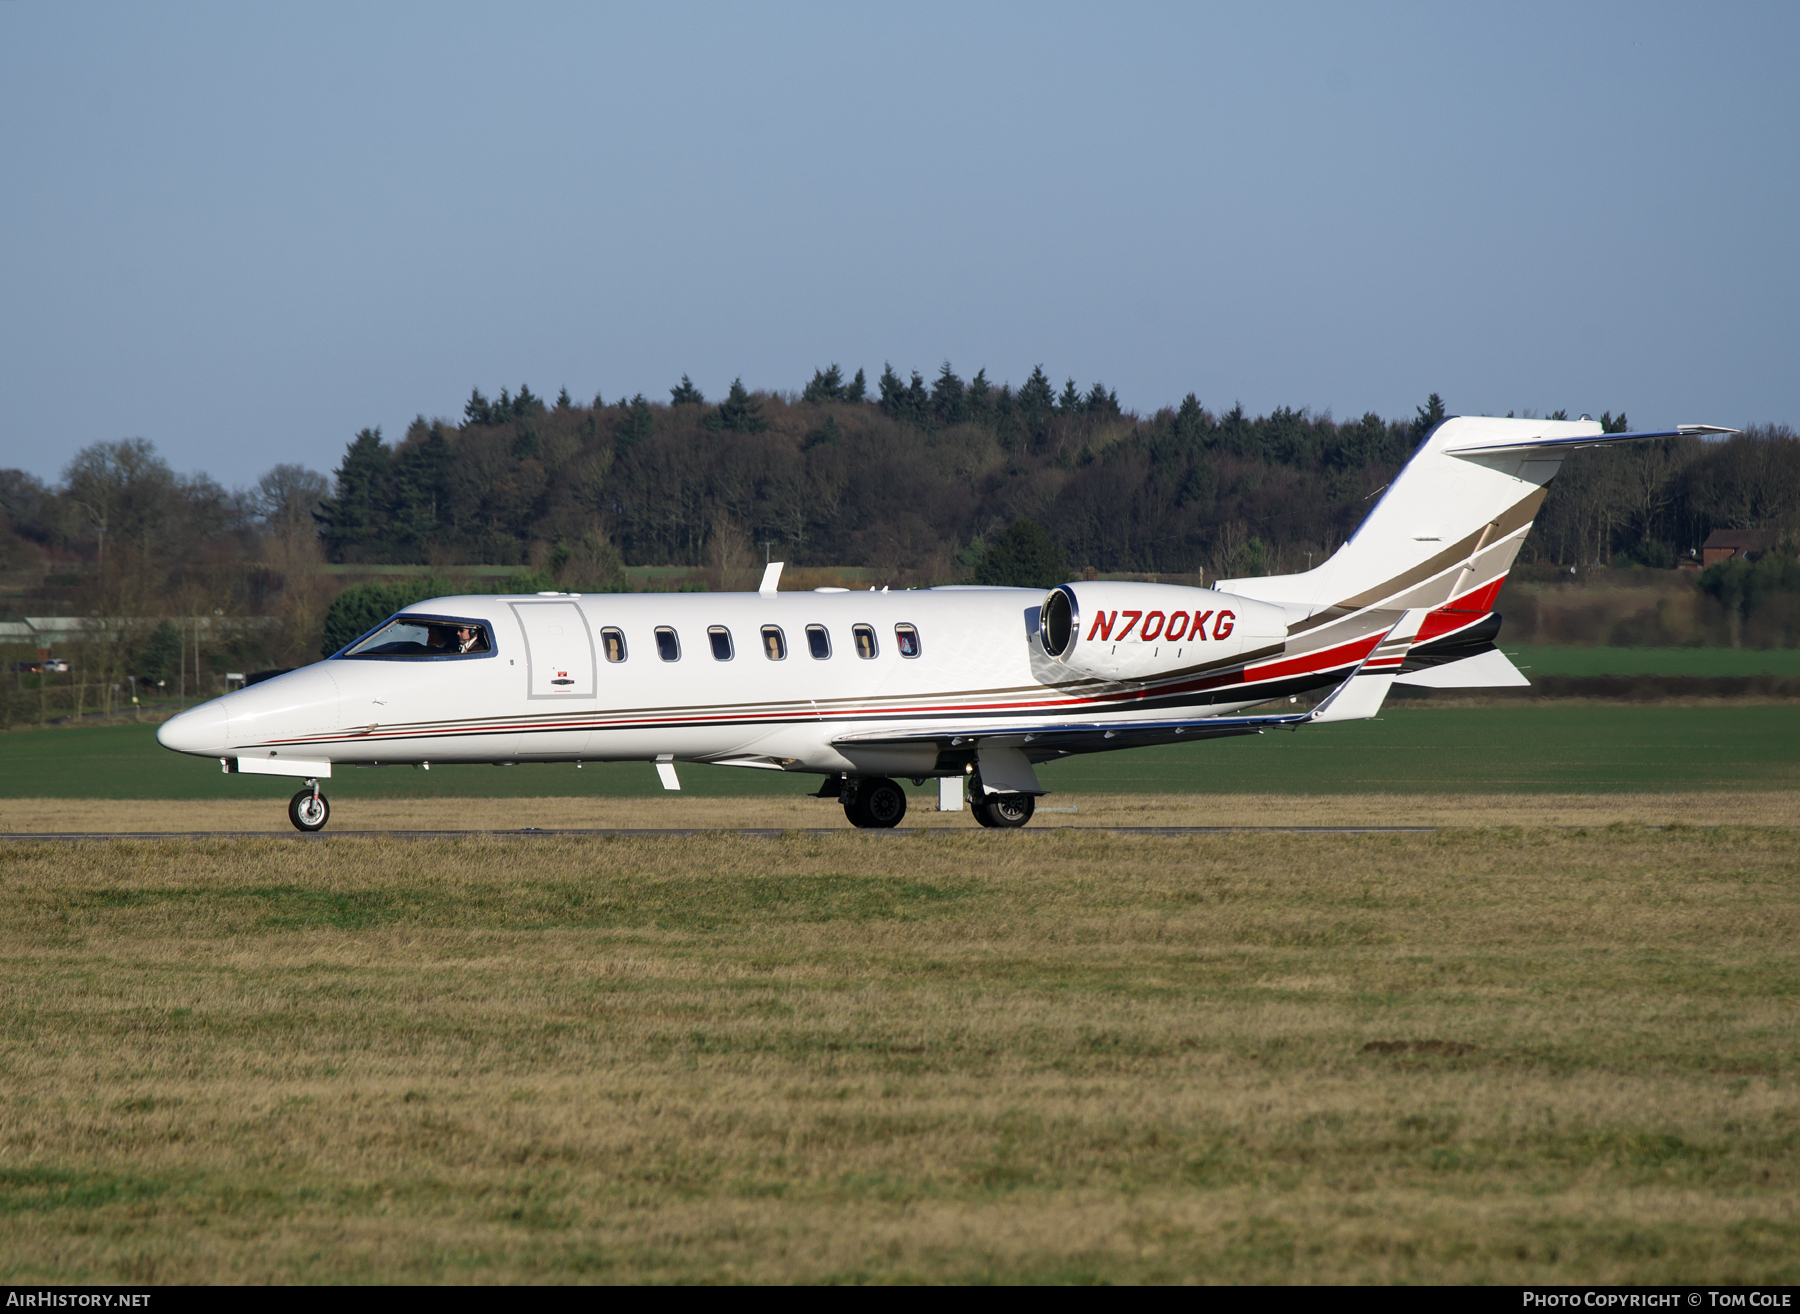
[1218,415,1604,617]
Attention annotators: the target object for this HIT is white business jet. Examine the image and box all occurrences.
[159,414,1731,831]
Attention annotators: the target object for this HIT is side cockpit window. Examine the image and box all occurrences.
[342,616,492,659]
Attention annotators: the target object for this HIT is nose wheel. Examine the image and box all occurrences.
[288,780,330,832]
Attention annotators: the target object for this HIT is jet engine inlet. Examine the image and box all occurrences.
[1041,587,1074,658]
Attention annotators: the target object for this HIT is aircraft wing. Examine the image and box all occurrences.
[831,608,1424,758]
[829,707,1312,758]
[1444,424,1736,457]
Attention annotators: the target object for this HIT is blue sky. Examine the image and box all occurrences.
[2,2,1795,489]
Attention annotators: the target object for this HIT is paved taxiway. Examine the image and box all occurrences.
[0,825,1440,841]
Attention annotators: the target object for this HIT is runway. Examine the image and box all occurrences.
[0,825,1442,841]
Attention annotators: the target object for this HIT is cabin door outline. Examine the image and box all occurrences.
[508,601,598,700]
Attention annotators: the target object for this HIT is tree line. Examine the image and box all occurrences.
[2,365,1797,680]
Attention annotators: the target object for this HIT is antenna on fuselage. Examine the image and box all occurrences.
[759,561,784,596]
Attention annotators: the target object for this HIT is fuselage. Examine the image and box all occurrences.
[157,583,1320,779]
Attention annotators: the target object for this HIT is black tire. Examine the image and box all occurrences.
[845,777,907,829]
[972,792,1034,828]
[288,788,330,832]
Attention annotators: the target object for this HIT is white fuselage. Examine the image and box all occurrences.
[157,584,1298,780]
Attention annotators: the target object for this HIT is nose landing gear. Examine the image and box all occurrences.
[288,779,330,832]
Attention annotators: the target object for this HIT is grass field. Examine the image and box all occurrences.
[0,827,1795,1283]
[1508,646,1800,677]
[3,704,1799,807]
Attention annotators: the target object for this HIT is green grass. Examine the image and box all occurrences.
[0,828,1795,1282]
[2,703,1797,800]
[1509,645,1800,677]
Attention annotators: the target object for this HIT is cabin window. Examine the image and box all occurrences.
[655,627,680,661]
[601,628,627,663]
[806,624,831,659]
[761,625,787,660]
[852,624,878,659]
[708,626,734,660]
[342,616,492,659]
[894,623,921,658]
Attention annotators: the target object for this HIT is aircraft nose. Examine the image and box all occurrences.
[157,700,229,756]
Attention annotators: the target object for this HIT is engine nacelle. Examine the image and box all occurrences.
[1039,581,1288,682]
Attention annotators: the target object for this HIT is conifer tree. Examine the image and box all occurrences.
[844,368,867,402]
[1410,392,1447,445]
[615,394,655,454]
[931,362,966,426]
[1017,366,1055,417]
[389,425,451,552]
[877,364,905,417]
[463,388,492,426]
[315,427,391,562]
[1173,394,1207,444]
[555,386,573,410]
[803,364,845,403]
[670,375,705,406]
[973,518,1067,588]
[714,378,768,433]
[904,371,930,429]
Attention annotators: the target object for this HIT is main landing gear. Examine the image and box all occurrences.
[842,776,907,829]
[972,793,1035,828]
[832,774,1036,829]
[288,779,330,832]
[970,775,1034,829]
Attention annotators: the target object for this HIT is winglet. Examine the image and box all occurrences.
[758,561,784,596]
[1309,609,1429,724]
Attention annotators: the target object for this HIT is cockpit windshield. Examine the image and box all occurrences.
[341,616,493,659]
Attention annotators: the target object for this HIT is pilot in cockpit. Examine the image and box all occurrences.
[426,623,489,655]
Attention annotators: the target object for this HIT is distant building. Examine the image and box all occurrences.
[1701,529,1776,567]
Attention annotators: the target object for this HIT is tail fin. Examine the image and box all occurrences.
[1218,417,1733,618]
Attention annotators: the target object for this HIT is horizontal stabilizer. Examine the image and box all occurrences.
[1394,647,1529,689]
[1445,424,1736,457]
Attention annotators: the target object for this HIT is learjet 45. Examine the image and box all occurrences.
[157,414,1732,830]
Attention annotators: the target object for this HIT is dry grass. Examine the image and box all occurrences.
[0,826,1796,1283]
[1,790,1796,834]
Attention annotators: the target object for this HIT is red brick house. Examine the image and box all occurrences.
[1701,528,1776,567]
